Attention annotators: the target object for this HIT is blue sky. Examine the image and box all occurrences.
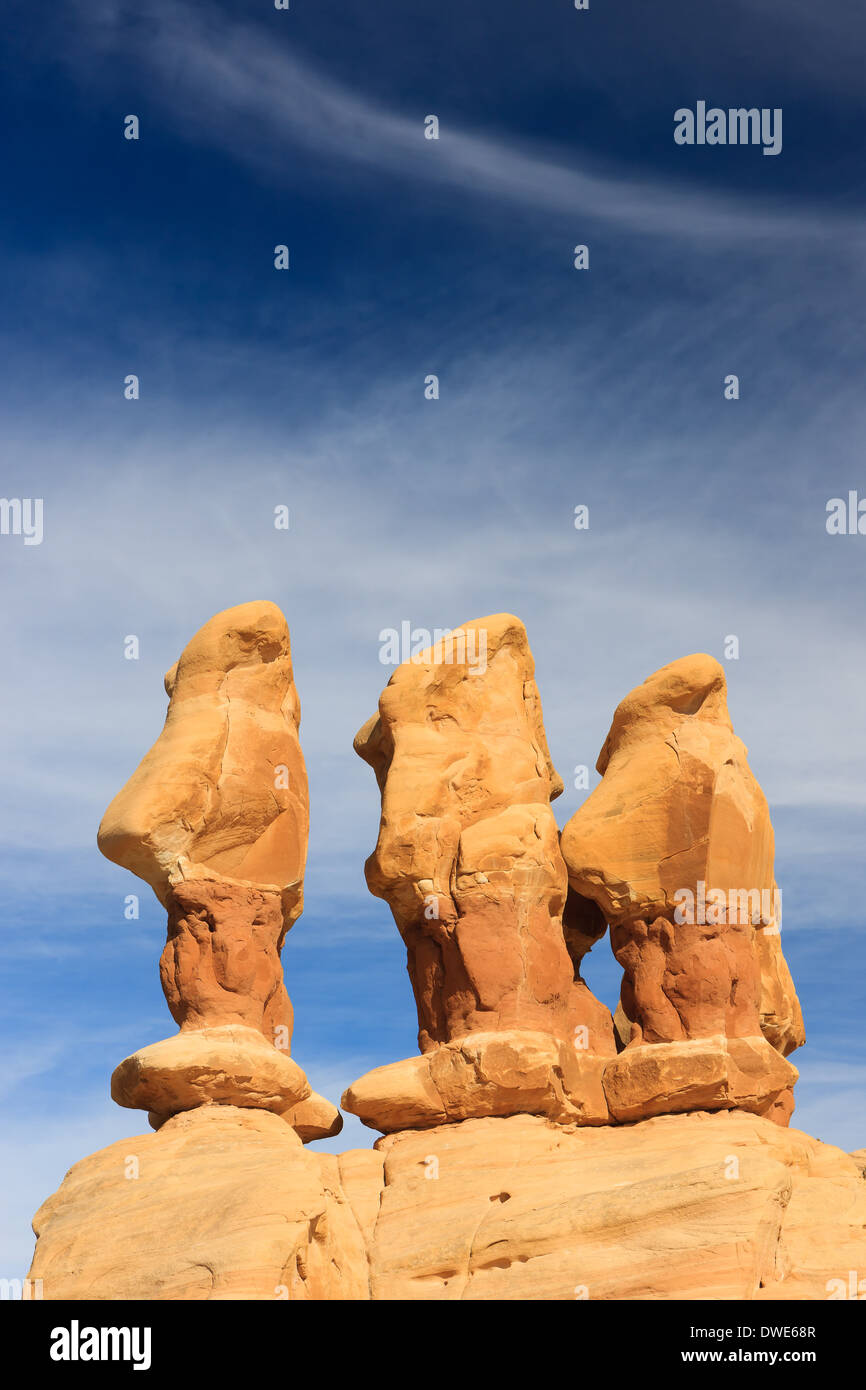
[2,0,866,1274]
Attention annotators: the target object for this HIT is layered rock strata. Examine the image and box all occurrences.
[29,1109,865,1301]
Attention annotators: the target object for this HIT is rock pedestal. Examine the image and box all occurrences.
[28,1109,866,1301]
[561,654,803,1125]
[344,614,615,1131]
[98,602,340,1142]
[25,618,829,1303]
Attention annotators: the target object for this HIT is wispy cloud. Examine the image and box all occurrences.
[1,0,863,1262]
[62,0,865,247]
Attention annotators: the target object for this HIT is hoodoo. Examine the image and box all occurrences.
[27,614,864,1302]
[97,600,341,1139]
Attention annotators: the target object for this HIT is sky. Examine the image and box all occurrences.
[1,0,865,1276]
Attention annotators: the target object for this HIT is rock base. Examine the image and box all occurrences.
[30,1107,366,1300]
[29,1108,866,1301]
[342,1030,798,1134]
[111,1025,341,1141]
[602,1035,798,1124]
[342,1030,610,1132]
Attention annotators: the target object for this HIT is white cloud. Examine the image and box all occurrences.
[61,0,866,248]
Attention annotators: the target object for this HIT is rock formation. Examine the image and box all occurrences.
[99,601,308,917]
[27,617,851,1305]
[31,1108,366,1301]
[561,654,803,1125]
[343,615,615,1132]
[29,1109,866,1300]
[97,601,340,1141]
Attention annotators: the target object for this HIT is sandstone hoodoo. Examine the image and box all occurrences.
[97,600,341,1141]
[28,613,863,1303]
[560,654,804,1126]
[343,615,616,1132]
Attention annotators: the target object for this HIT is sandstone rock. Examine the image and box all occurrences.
[97,603,321,1130]
[159,875,292,1039]
[561,654,774,927]
[349,614,613,1126]
[343,1055,445,1133]
[755,913,806,1056]
[601,1035,797,1124]
[98,600,309,925]
[342,1030,609,1133]
[29,1107,367,1300]
[849,1148,866,1177]
[762,1086,796,1128]
[281,1093,343,1143]
[145,1083,343,1143]
[30,615,845,1303]
[355,615,599,1050]
[30,1108,865,1301]
[366,1110,865,1301]
[337,1149,386,1250]
[610,915,762,1046]
[757,1135,866,1299]
[111,1026,311,1117]
[560,654,804,1122]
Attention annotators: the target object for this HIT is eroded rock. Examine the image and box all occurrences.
[561,654,804,1125]
[98,600,308,925]
[29,1108,366,1300]
[342,1030,609,1133]
[96,603,331,1142]
[348,614,613,1126]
